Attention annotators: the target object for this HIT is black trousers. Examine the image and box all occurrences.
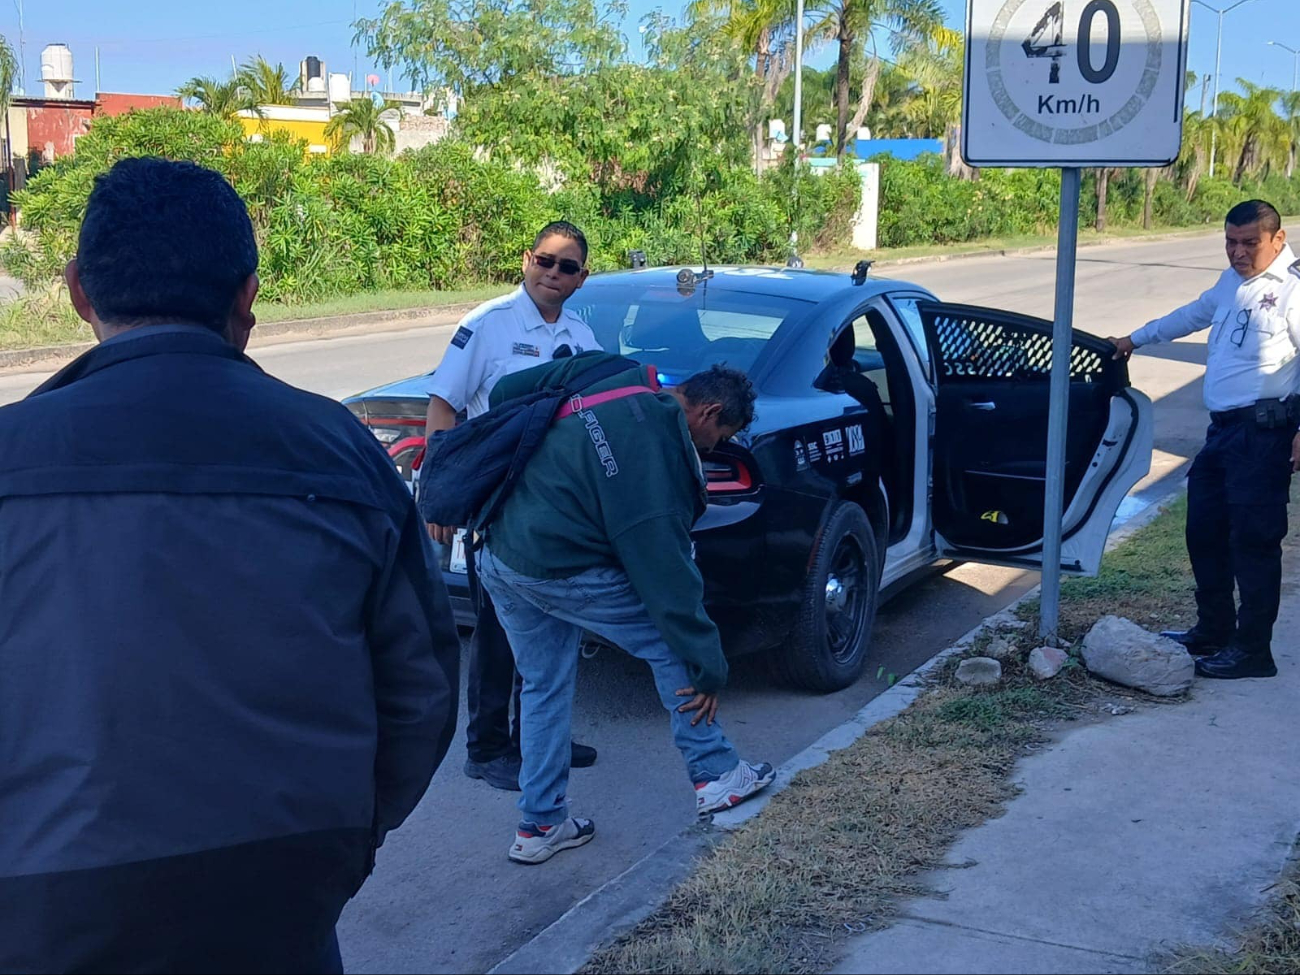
[465,584,523,763]
[1185,416,1294,653]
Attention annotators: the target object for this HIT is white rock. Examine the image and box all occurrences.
[984,635,1019,660]
[1081,616,1194,697]
[955,657,1003,686]
[1029,646,1069,679]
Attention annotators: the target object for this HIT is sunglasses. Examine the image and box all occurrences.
[531,254,584,276]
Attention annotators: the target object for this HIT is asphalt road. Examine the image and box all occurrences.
[0,230,1226,972]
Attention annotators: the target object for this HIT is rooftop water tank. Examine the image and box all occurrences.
[41,43,76,99]
[328,73,352,109]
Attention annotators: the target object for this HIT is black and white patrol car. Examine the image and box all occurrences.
[345,265,1152,692]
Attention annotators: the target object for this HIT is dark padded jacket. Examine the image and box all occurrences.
[0,326,460,974]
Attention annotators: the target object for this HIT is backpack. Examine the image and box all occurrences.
[415,355,658,534]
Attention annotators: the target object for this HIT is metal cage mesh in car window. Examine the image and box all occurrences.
[929,309,1107,382]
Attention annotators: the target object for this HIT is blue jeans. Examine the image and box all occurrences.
[477,546,740,826]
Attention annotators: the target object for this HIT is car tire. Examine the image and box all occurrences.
[777,501,881,693]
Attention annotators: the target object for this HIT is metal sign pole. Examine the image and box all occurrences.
[1039,166,1082,642]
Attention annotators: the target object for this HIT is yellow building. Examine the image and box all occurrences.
[237,106,333,155]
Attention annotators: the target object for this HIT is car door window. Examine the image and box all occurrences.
[840,314,891,413]
[886,296,931,375]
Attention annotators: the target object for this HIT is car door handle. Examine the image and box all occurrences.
[967,401,997,411]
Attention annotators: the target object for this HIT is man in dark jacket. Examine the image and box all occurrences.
[0,158,460,973]
[477,353,773,865]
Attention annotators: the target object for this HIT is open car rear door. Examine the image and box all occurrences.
[918,302,1153,575]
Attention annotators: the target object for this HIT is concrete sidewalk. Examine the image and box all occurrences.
[834,557,1300,974]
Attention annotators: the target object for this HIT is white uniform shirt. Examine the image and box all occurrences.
[1131,245,1300,413]
[426,285,598,419]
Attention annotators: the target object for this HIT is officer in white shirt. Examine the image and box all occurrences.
[1110,200,1300,680]
[425,222,600,789]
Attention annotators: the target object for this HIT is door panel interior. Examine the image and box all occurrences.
[920,302,1132,550]
[933,381,1111,547]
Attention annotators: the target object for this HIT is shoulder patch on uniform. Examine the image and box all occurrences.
[451,326,474,349]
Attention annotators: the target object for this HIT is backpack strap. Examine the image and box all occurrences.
[554,384,658,421]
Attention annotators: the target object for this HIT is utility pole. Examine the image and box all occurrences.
[788,0,805,267]
[14,0,26,93]
[1268,41,1300,92]
[1192,0,1262,178]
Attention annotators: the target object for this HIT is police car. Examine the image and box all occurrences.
[344,265,1153,692]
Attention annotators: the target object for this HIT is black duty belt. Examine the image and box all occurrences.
[1210,398,1298,427]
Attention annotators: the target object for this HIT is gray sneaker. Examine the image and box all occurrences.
[695,761,775,816]
[464,754,521,791]
[508,817,595,865]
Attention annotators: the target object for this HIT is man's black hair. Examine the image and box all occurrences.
[679,364,757,432]
[533,221,588,264]
[76,157,258,332]
[1226,199,1282,236]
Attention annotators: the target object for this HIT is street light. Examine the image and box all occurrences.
[1192,0,1263,178]
[1267,41,1300,92]
[788,0,805,268]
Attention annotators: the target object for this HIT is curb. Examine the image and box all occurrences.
[487,479,1189,975]
[0,302,480,373]
[866,223,1225,271]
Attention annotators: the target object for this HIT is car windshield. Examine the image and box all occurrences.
[569,282,813,384]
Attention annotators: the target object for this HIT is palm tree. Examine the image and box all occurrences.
[177,76,261,120]
[1280,90,1300,179]
[325,98,402,154]
[805,0,946,158]
[1175,109,1213,199]
[685,0,797,167]
[238,56,300,106]
[0,34,17,119]
[1215,80,1287,182]
[896,27,963,137]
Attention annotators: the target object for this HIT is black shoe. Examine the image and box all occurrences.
[464,754,522,791]
[1194,645,1278,680]
[1161,628,1229,656]
[571,741,598,769]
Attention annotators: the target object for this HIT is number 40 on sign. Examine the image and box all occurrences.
[962,0,1190,168]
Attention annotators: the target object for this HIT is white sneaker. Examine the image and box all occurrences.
[695,761,775,816]
[508,817,595,865]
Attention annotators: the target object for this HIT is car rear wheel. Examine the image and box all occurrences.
[776,501,881,693]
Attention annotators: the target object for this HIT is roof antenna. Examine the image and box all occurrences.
[695,186,713,282]
[678,181,714,290]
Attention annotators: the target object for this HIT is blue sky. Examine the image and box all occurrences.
[3,0,1298,104]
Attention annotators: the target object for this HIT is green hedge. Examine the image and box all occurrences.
[19,109,1295,304]
[877,153,1300,248]
[3,108,861,304]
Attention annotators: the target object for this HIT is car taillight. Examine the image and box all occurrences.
[362,416,424,445]
[703,456,754,494]
[389,435,426,482]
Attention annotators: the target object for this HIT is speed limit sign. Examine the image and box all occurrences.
[962,0,1190,166]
